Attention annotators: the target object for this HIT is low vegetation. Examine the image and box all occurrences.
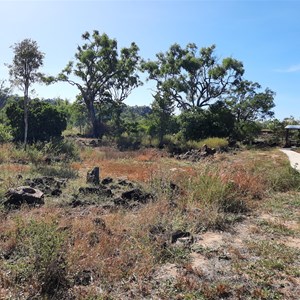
[0,141,299,299]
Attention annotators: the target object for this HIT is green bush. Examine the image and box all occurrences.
[117,133,141,151]
[42,138,80,161]
[0,123,13,143]
[179,102,235,141]
[6,98,67,142]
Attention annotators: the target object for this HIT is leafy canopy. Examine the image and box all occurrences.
[142,44,244,110]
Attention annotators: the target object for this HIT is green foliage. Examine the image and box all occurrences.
[8,39,44,149]
[116,133,142,151]
[142,43,244,110]
[187,137,229,149]
[0,123,13,143]
[51,30,141,138]
[34,163,78,179]
[267,161,300,192]
[6,219,68,296]
[8,39,44,89]
[179,102,235,141]
[6,98,67,142]
[227,80,275,141]
[227,80,275,122]
[233,120,262,142]
[42,138,80,161]
[147,92,176,147]
[0,80,11,110]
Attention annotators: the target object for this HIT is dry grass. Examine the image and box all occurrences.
[0,143,300,299]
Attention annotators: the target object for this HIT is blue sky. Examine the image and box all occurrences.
[0,0,300,120]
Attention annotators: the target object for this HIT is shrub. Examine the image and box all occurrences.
[6,98,67,142]
[179,102,235,141]
[116,134,141,151]
[0,124,13,143]
[42,138,80,161]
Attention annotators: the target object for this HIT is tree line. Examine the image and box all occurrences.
[0,30,281,149]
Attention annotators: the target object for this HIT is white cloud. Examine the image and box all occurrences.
[275,64,300,73]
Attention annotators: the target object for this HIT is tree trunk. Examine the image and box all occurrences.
[24,84,29,150]
[87,100,100,138]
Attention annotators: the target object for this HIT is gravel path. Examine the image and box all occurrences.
[280,149,300,171]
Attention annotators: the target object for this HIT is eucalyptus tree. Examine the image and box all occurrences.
[108,43,142,137]
[8,39,44,149]
[142,43,244,110]
[49,30,141,138]
[226,80,275,123]
[226,80,275,139]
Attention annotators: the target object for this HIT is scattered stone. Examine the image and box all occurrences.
[176,145,217,162]
[78,186,112,197]
[171,230,191,244]
[113,197,127,206]
[86,167,100,185]
[117,178,134,187]
[89,140,98,147]
[74,177,154,209]
[4,186,44,208]
[74,270,93,286]
[51,189,62,196]
[24,176,67,196]
[101,177,113,185]
[121,188,152,204]
[70,198,84,207]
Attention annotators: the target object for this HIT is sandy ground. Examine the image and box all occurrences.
[280,149,300,171]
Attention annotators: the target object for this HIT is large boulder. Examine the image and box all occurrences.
[4,186,44,208]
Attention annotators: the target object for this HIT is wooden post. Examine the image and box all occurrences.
[285,129,289,147]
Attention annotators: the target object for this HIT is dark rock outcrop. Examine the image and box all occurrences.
[4,186,44,208]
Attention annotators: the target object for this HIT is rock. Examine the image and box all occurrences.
[89,140,97,146]
[78,186,112,197]
[121,188,152,203]
[101,177,113,185]
[171,230,191,244]
[51,189,62,196]
[114,197,127,206]
[4,186,44,208]
[176,145,216,162]
[117,178,134,188]
[70,198,83,207]
[24,176,67,196]
[86,167,100,185]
